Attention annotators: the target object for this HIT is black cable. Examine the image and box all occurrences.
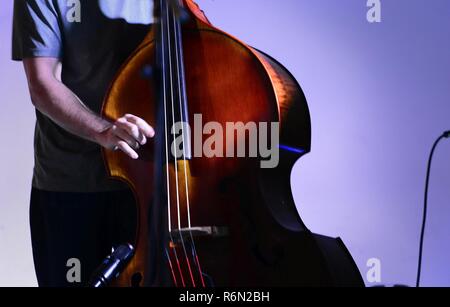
[416,131,450,287]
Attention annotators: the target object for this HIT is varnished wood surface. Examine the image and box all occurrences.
[102,0,313,286]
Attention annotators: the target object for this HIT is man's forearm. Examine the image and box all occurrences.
[29,79,111,145]
[23,57,155,159]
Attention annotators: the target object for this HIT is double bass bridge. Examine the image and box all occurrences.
[170,226,229,243]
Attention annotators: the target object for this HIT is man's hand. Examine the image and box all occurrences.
[97,114,155,160]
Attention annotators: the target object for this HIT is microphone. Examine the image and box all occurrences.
[444,131,450,138]
[88,244,135,288]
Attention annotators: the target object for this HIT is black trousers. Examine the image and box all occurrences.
[30,188,137,287]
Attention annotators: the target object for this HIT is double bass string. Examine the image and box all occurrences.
[165,0,196,287]
[165,247,178,287]
[172,0,205,287]
[160,0,185,287]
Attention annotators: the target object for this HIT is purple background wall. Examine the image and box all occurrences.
[0,0,449,286]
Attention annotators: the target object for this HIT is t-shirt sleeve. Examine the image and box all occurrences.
[12,0,63,61]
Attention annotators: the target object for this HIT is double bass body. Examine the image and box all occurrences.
[102,0,359,287]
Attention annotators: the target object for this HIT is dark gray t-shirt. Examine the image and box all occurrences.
[13,0,153,192]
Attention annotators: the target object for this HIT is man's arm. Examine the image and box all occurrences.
[23,57,155,159]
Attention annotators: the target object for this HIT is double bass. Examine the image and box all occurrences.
[101,0,363,287]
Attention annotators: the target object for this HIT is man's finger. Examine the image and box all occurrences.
[125,114,155,138]
[117,140,139,160]
[116,118,146,145]
[112,125,144,149]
